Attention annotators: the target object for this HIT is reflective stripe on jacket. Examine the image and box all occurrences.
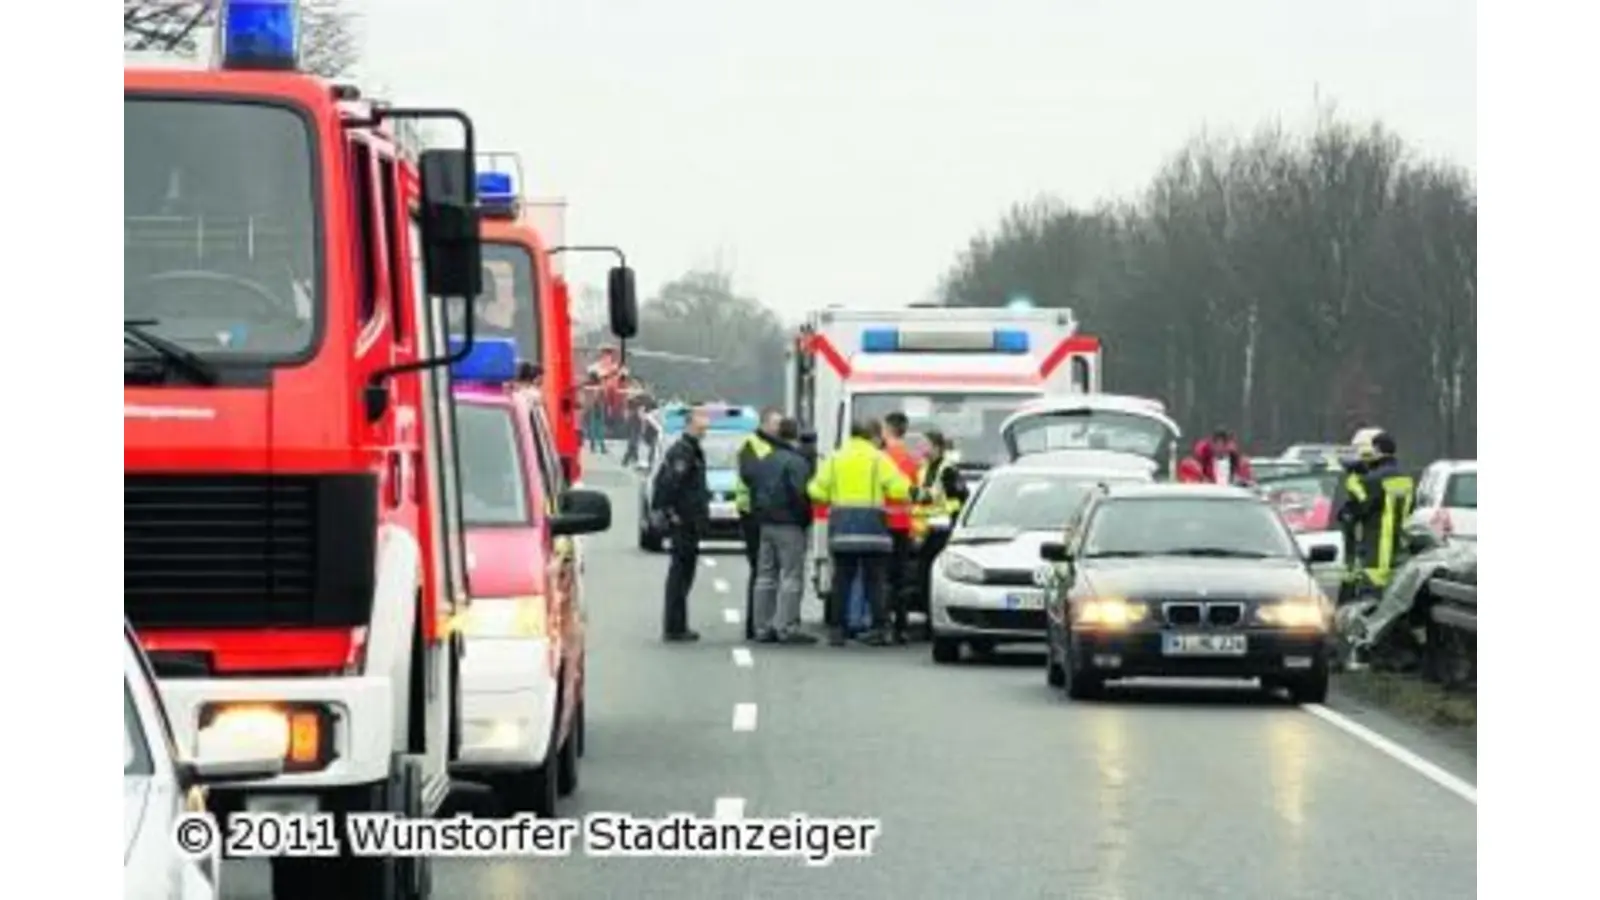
[911,454,962,539]
[1343,457,1415,587]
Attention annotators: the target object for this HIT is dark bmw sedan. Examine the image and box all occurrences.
[1039,483,1338,703]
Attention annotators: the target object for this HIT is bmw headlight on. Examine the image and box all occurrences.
[1255,597,1329,630]
[1073,598,1148,628]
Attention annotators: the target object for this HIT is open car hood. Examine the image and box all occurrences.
[999,395,1180,468]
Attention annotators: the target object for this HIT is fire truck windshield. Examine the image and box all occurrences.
[850,392,1037,466]
[448,242,540,365]
[124,98,319,361]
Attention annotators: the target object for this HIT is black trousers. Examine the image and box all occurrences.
[887,531,913,634]
[663,519,701,636]
[918,527,951,614]
[740,514,760,638]
[830,552,887,633]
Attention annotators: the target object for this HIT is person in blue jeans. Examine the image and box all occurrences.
[581,374,606,453]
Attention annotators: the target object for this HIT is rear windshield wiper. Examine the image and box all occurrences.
[125,319,217,386]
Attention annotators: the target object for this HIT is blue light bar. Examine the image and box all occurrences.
[477,172,515,206]
[860,329,899,353]
[993,329,1030,353]
[449,336,519,384]
[219,0,300,71]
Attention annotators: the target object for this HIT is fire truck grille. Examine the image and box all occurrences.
[124,473,376,630]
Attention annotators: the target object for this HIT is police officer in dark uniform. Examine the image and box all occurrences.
[651,403,712,642]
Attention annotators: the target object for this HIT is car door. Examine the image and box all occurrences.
[526,397,584,724]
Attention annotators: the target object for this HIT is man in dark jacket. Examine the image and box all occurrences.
[735,408,783,638]
[1337,431,1415,596]
[651,404,712,642]
[748,418,817,644]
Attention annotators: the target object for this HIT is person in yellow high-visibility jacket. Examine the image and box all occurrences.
[808,418,911,647]
[1337,431,1415,595]
[734,409,782,639]
[911,431,969,615]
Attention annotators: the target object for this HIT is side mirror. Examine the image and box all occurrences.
[1305,544,1339,564]
[607,266,639,339]
[1040,541,1070,563]
[418,149,482,298]
[551,488,613,536]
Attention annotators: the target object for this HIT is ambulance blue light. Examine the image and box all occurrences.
[860,329,900,353]
[219,0,300,71]
[477,172,515,207]
[449,336,519,384]
[993,329,1030,353]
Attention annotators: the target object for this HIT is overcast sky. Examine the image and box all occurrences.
[354,0,1475,320]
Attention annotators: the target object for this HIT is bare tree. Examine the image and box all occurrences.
[124,0,359,78]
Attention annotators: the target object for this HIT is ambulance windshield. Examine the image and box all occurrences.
[450,242,541,365]
[124,98,319,360]
[849,392,1037,466]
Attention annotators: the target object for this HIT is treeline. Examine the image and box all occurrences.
[941,109,1476,461]
[577,270,790,408]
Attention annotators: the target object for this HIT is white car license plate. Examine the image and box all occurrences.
[1004,590,1045,611]
[1162,633,1247,656]
[710,502,736,520]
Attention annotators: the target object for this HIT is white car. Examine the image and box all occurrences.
[1411,460,1477,543]
[930,453,1152,663]
[125,622,281,900]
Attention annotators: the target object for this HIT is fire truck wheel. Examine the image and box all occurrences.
[508,718,560,818]
[557,697,581,796]
[268,766,431,899]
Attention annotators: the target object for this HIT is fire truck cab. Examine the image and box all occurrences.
[124,4,485,898]
[786,306,1102,600]
[471,154,638,483]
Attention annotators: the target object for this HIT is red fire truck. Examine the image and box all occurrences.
[471,156,638,483]
[124,5,485,898]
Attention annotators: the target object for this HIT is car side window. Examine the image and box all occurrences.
[527,403,566,509]
[1415,467,1441,507]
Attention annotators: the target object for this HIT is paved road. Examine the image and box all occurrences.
[225,448,1477,899]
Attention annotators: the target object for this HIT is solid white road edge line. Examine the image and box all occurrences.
[732,703,759,732]
[732,647,754,668]
[713,797,747,821]
[723,607,742,624]
[713,578,730,593]
[1302,703,1477,805]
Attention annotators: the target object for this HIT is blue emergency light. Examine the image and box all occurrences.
[219,0,300,71]
[859,327,1030,354]
[476,172,518,217]
[660,403,759,434]
[449,336,520,384]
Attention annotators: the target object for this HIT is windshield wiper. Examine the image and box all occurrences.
[1082,550,1152,559]
[1165,547,1275,559]
[125,319,217,386]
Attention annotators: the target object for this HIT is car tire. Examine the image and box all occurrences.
[931,637,960,664]
[1063,640,1102,701]
[1288,663,1330,704]
[508,718,560,818]
[638,528,663,552]
[557,699,581,797]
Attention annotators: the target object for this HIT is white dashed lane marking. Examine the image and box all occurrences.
[713,797,747,820]
[732,703,759,732]
[712,578,730,593]
[723,608,742,625]
[703,558,717,568]
[731,647,754,668]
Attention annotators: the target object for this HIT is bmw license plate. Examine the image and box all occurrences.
[710,501,736,521]
[1005,590,1045,611]
[1162,633,1248,656]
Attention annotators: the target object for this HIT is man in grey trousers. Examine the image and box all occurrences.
[749,418,818,644]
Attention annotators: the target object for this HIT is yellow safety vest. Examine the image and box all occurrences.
[807,438,911,510]
[1346,470,1415,587]
[911,454,962,540]
[732,433,772,514]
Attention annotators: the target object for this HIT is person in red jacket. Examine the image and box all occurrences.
[1194,429,1254,486]
[881,412,922,644]
[1177,456,1206,483]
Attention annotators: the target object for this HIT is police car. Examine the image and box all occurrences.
[637,404,760,551]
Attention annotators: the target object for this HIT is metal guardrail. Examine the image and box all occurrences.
[1423,576,1476,690]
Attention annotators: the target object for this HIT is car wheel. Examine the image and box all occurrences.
[1063,638,1101,701]
[1288,662,1330,704]
[931,637,960,664]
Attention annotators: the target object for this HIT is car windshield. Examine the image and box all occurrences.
[850,392,1037,466]
[449,241,540,364]
[1256,472,1340,532]
[1008,410,1173,461]
[456,403,532,526]
[125,98,319,360]
[1083,497,1301,559]
[1444,471,1477,509]
[964,473,1125,532]
[125,684,153,777]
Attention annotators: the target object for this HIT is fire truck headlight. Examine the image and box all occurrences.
[199,703,333,771]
